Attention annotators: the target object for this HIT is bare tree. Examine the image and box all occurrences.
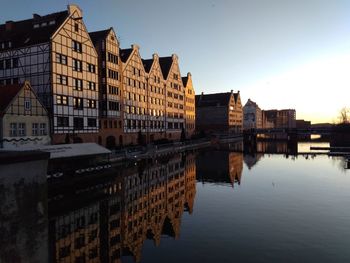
[338,107,350,124]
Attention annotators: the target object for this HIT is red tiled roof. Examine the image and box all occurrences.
[0,83,23,115]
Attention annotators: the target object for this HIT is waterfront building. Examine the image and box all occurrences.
[262,109,296,129]
[142,53,166,142]
[0,5,99,144]
[182,72,196,138]
[120,45,149,145]
[296,119,311,129]
[0,81,50,149]
[243,98,262,130]
[159,55,185,140]
[89,28,123,148]
[195,90,243,134]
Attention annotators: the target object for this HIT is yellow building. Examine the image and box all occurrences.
[182,72,195,138]
[159,55,185,140]
[0,81,50,149]
[89,28,123,148]
[142,54,166,142]
[120,45,149,145]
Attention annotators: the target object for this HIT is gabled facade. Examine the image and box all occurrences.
[159,55,185,140]
[89,28,123,148]
[182,72,195,137]
[243,98,262,129]
[142,53,166,142]
[0,5,100,144]
[0,81,50,149]
[120,45,148,145]
[195,90,243,133]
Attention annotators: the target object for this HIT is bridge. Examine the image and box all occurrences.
[251,127,332,136]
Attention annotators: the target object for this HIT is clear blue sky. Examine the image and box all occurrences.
[2,0,350,123]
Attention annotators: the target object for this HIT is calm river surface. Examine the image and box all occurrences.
[2,142,349,263]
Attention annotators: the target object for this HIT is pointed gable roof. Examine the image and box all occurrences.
[0,10,68,50]
[89,28,111,45]
[142,58,154,73]
[158,56,173,80]
[120,48,133,63]
[195,92,232,107]
[0,83,24,115]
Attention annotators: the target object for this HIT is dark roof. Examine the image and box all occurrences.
[0,83,23,115]
[182,76,188,87]
[0,10,68,50]
[195,92,232,107]
[233,92,240,103]
[89,28,111,45]
[158,56,173,79]
[120,48,133,63]
[142,58,154,73]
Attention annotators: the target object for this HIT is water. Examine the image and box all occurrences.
[1,142,350,263]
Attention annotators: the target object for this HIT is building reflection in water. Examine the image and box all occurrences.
[48,153,197,263]
[196,150,243,188]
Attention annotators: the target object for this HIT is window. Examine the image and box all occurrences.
[73,78,83,91]
[108,85,118,95]
[0,60,3,70]
[107,52,118,64]
[40,123,47,135]
[5,59,11,69]
[73,59,82,72]
[74,22,79,32]
[87,118,97,127]
[73,117,84,130]
[73,97,83,109]
[10,123,17,136]
[88,81,96,91]
[72,40,82,52]
[87,99,96,108]
[56,53,67,65]
[57,75,68,85]
[87,63,96,73]
[18,123,26,136]
[56,95,68,105]
[32,123,38,136]
[57,117,69,127]
[108,69,118,80]
[109,101,119,111]
[24,100,31,110]
[12,58,18,68]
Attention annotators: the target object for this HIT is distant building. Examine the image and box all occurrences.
[296,119,311,129]
[195,90,242,133]
[262,109,296,129]
[243,99,262,129]
[0,81,50,149]
[182,73,195,138]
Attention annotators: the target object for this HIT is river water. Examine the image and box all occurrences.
[1,141,350,263]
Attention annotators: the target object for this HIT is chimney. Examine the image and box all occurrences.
[5,21,13,31]
[231,90,233,94]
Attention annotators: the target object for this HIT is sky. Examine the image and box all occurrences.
[2,0,350,123]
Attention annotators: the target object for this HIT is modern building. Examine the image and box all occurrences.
[182,72,195,138]
[0,81,50,149]
[159,55,185,140]
[0,5,100,144]
[195,90,242,133]
[89,28,123,148]
[262,109,296,129]
[243,98,262,130]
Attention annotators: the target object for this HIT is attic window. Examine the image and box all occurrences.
[49,20,55,25]
[41,22,47,27]
[8,41,12,48]
[33,24,39,28]
[74,23,79,32]
[111,36,114,41]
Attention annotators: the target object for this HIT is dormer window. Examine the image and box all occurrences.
[41,22,47,27]
[49,20,55,25]
[33,23,39,29]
